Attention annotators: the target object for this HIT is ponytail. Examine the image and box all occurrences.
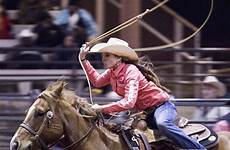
[122,56,171,93]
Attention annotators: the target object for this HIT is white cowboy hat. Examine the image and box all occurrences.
[202,76,226,97]
[17,29,37,40]
[90,38,138,61]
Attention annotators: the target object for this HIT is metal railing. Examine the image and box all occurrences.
[0,47,229,96]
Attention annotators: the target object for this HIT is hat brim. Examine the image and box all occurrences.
[203,82,226,97]
[17,34,37,41]
[90,43,138,61]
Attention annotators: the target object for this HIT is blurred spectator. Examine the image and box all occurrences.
[33,12,64,47]
[5,29,44,69]
[18,0,49,24]
[54,0,97,42]
[193,76,230,121]
[0,3,11,39]
[5,29,45,94]
[52,34,78,68]
[16,29,37,46]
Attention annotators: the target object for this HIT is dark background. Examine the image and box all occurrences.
[167,0,230,47]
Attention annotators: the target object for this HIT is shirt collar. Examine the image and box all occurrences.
[111,63,126,76]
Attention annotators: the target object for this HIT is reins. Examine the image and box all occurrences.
[60,97,98,150]
[62,123,95,150]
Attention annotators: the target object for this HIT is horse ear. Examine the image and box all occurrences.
[46,84,53,91]
[53,81,64,97]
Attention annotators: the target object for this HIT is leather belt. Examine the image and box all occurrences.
[144,101,167,115]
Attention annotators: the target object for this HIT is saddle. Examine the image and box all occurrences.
[180,117,218,148]
[148,117,219,149]
[103,123,151,150]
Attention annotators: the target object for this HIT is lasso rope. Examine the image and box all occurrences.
[79,0,170,104]
[134,0,214,51]
[87,0,170,46]
[79,0,214,105]
[78,53,94,104]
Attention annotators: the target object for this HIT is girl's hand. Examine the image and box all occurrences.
[79,44,90,60]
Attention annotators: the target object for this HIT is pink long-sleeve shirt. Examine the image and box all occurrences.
[83,60,170,113]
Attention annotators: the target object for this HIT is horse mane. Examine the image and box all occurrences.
[46,81,97,117]
[45,81,122,144]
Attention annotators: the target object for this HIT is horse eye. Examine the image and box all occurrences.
[36,109,45,117]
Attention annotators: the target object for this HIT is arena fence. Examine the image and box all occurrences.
[0,47,229,149]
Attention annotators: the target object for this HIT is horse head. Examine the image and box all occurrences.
[10,81,97,150]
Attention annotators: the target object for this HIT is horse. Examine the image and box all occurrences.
[10,81,129,150]
[10,81,229,150]
[216,131,230,150]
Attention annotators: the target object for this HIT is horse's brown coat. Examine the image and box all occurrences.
[11,81,128,150]
[10,81,230,150]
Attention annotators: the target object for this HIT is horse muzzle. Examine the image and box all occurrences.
[10,139,33,150]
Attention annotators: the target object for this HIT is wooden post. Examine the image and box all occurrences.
[95,0,105,34]
[194,33,202,97]
[173,20,183,97]
[120,0,141,48]
[61,0,68,8]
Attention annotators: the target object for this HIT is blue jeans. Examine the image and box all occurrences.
[146,101,206,149]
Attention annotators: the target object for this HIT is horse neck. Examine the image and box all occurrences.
[59,102,90,142]
[59,102,127,150]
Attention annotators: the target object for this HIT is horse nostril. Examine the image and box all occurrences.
[11,141,19,150]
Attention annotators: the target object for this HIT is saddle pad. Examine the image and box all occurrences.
[182,123,206,136]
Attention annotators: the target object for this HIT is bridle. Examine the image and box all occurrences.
[20,112,94,150]
[19,92,95,150]
[19,111,52,150]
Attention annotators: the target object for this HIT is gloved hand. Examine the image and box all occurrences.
[79,44,90,61]
[91,104,104,112]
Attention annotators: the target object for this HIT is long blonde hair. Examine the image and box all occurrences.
[122,56,171,93]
